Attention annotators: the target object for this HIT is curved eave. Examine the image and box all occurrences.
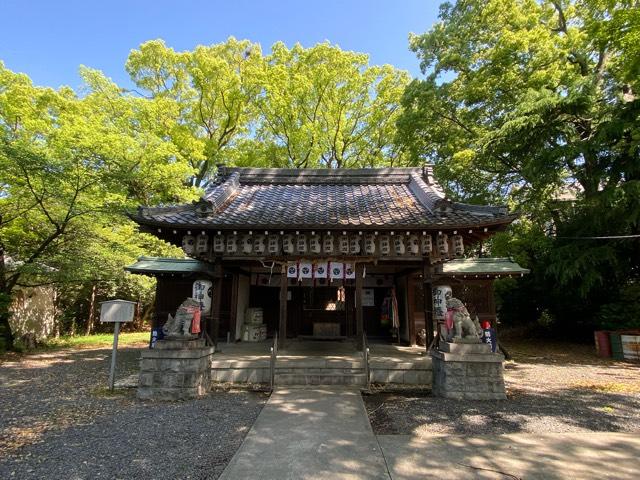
[128,212,519,232]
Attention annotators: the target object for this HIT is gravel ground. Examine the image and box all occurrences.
[0,345,268,480]
[364,340,640,436]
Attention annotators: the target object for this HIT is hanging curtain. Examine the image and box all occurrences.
[390,288,399,330]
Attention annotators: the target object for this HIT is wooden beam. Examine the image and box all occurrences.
[279,264,288,350]
[355,263,364,350]
[422,262,435,351]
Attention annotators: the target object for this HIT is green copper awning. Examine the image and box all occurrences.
[442,257,529,277]
[125,256,217,277]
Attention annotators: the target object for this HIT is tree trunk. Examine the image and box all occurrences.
[85,284,96,336]
[0,215,15,351]
[52,289,60,338]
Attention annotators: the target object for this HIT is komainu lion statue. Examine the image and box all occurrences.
[162,298,200,338]
[446,297,482,343]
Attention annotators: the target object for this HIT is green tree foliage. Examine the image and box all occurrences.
[126,38,263,186]
[0,38,410,348]
[248,42,410,168]
[126,38,410,179]
[398,0,640,332]
[0,63,189,348]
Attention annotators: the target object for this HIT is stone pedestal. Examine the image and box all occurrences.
[138,338,215,401]
[431,341,506,400]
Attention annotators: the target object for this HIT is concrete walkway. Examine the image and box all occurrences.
[221,388,640,480]
[378,432,640,480]
[219,387,390,480]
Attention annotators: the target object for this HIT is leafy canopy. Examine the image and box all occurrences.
[398,0,640,329]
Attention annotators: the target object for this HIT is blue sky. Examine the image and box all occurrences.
[0,0,441,91]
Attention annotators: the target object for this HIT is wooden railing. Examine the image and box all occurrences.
[269,331,278,391]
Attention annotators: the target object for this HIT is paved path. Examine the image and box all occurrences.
[221,387,640,480]
[219,387,390,480]
[378,432,640,480]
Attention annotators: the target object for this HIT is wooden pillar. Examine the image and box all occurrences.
[229,273,239,343]
[408,276,417,346]
[488,279,497,328]
[423,262,435,351]
[210,265,223,348]
[279,264,287,350]
[355,263,364,350]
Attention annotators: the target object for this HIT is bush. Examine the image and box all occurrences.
[597,283,640,331]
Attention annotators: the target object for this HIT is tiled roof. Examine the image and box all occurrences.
[130,167,516,230]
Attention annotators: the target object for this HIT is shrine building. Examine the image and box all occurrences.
[127,167,519,350]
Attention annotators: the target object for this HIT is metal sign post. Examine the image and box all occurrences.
[109,321,121,391]
[100,299,136,391]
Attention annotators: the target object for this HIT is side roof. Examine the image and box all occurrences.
[125,256,218,277]
[442,258,530,277]
[130,166,516,230]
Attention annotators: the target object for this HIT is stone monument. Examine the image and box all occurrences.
[431,297,506,400]
[138,298,215,401]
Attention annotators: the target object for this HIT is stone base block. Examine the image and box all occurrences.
[440,342,491,354]
[431,342,506,400]
[155,338,206,350]
[138,340,214,401]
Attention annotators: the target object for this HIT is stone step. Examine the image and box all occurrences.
[274,372,367,386]
[275,367,365,375]
[276,357,364,369]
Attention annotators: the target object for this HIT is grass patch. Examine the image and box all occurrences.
[42,331,150,350]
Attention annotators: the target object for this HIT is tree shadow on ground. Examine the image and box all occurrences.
[364,386,640,436]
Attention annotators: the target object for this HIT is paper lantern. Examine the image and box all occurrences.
[407,235,420,255]
[213,234,225,253]
[453,234,464,257]
[349,235,361,254]
[364,234,376,254]
[195,233,208,254]
[393,235,406,255]
[421,235,433,255]
[182,235,195,255]
[241,234,253,254]
[338,235,349,254]
[192,279,212,314]
[323,235,335,254]
[267,235,280,254]
[309,234,321,254]
[379,235,391,255]
[296,234,308,253]
[433,285,452,319]
[253,235,266,254]
[437,233,449,255]
[226,235,238,254]
[283,234,295,254]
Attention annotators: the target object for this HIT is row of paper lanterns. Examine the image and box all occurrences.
[286,262,356,280]
[182,232,464,257]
